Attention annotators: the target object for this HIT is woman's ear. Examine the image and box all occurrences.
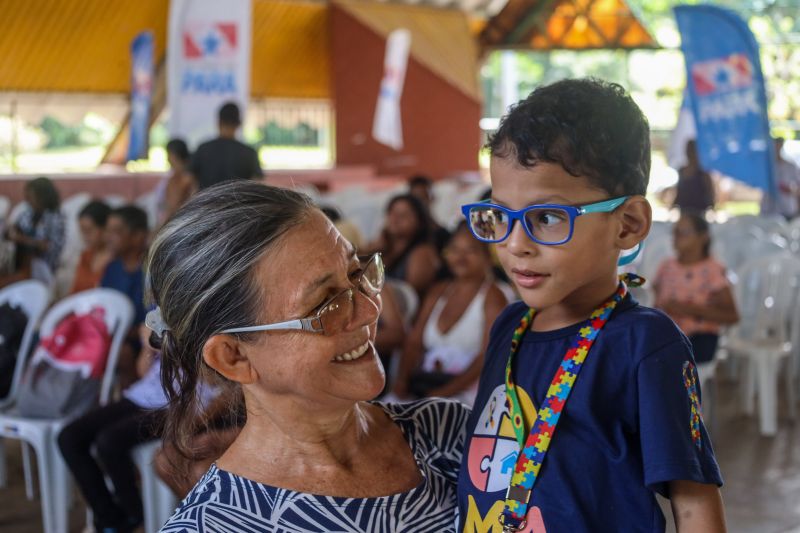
[616,196,652,250]
[202,335,259,385]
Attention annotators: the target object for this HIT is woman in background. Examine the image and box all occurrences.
[392,222,507,405]
[653,211,739,363]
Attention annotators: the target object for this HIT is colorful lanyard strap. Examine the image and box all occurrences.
[500,273,644,532]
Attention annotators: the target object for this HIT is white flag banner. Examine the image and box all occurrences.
[167,0,252,148]
[372,29,411,151]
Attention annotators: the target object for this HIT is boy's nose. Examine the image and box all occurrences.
[505,221,537,257]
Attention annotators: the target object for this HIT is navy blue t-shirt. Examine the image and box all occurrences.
[100,258,146,326]
[457,296,722,533]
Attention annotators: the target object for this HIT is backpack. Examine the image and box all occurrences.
[0,302,29,398]
[16,307,111,419]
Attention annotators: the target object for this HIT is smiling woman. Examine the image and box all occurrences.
[147,181,469,532]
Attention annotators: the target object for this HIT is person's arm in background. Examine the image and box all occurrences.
[405,244,441,297]
[392,283,446,398]
[670,480,727,533]
[428,284,507,398]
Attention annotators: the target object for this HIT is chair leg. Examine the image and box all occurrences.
[787,356,797,421]
[0,437,6,488]
[741,358,756,416]
[22,441,35,500]
[49,438,72,533]
[29,436,56,533]
[757,354,779,436]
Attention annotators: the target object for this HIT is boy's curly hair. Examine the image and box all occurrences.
[488,78,651,197]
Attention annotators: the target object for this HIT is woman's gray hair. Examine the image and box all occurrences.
[146,181,314,459]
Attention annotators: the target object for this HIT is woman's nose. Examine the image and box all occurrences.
[348,288,382,330]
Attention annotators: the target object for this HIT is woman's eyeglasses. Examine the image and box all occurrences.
[461,197,629,245]
[221,253,385,336]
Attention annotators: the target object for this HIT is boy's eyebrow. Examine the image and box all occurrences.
[491,195,573,206]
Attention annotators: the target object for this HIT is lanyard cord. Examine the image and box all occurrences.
[500,274,644,532]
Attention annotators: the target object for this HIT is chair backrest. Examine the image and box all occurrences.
[0,280,51,405]
[0,196,10,220]
[38,288,134,406]
[733,254,800,345]
[386,279,418,326]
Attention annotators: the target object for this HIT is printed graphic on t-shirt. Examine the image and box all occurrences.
[682,361,703,449]
[463,383,547,533]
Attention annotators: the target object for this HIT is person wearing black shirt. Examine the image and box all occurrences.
[190,102,263,190]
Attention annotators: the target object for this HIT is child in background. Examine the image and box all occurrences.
[101,205,149,387]
[457,79,725,533]
[2,176,65,288]
[653,211,739,363]
[70,200,113,294]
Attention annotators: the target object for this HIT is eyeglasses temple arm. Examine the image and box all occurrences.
[580,196,629,215]
[221,319,309,335]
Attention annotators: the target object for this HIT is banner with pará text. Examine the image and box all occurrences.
[675,4,776,197]
[167,0,252,149]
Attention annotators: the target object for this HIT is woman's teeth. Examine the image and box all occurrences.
[333,341,370,362]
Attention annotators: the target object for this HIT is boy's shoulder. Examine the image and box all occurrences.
[489,298,689,365]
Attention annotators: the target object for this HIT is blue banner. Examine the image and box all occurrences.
[675,5,775,197]
[127,31,154,162]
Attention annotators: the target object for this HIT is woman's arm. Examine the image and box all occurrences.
[405,244,440,296]
[429,284,507,397]
[392,283,446,397]
[662,286,739,325]
[670,480,727,533]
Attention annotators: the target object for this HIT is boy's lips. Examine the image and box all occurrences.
[511,268,549,289]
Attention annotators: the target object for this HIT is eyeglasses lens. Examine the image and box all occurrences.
[317,254,384,334]
[468,206,509,242]
[523,208,571,244]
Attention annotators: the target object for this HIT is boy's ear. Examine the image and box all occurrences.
[616,196,651,250]
[202,335,259,385]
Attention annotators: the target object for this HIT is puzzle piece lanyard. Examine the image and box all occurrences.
[500,273,644,532]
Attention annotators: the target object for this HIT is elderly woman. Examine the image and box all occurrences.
[150,182,469,532]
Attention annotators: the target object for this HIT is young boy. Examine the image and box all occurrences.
[101,205,149,387]
[457,79,725,532]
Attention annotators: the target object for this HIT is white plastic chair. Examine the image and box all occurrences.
[385,279,419,391]
[0,288,134,533]
[386,279,419,327]
[727,254,800,436]
[132,440,178,533]
[0,280,51,488]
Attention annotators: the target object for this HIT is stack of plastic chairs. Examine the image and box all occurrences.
[726,253,800,436]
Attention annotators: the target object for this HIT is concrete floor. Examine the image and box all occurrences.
[1,377,799,533]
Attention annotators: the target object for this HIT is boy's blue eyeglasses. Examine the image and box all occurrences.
[461,196,629,246]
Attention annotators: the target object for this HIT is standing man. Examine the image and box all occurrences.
[190,102,263,190]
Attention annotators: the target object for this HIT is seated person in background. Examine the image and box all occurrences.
[392,222,507,405]
[408,174,450,252]
[155,138,195,228]
[366,194,440,297]
[57,325,167,533]
[2,176,65,287]
[653,210,739,363]
[320,205,364,250]
[70,200,113,294]
[101,205,149,387]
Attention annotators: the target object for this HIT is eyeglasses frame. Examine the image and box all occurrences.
[220,253,384,336]
[461,196,630,245]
